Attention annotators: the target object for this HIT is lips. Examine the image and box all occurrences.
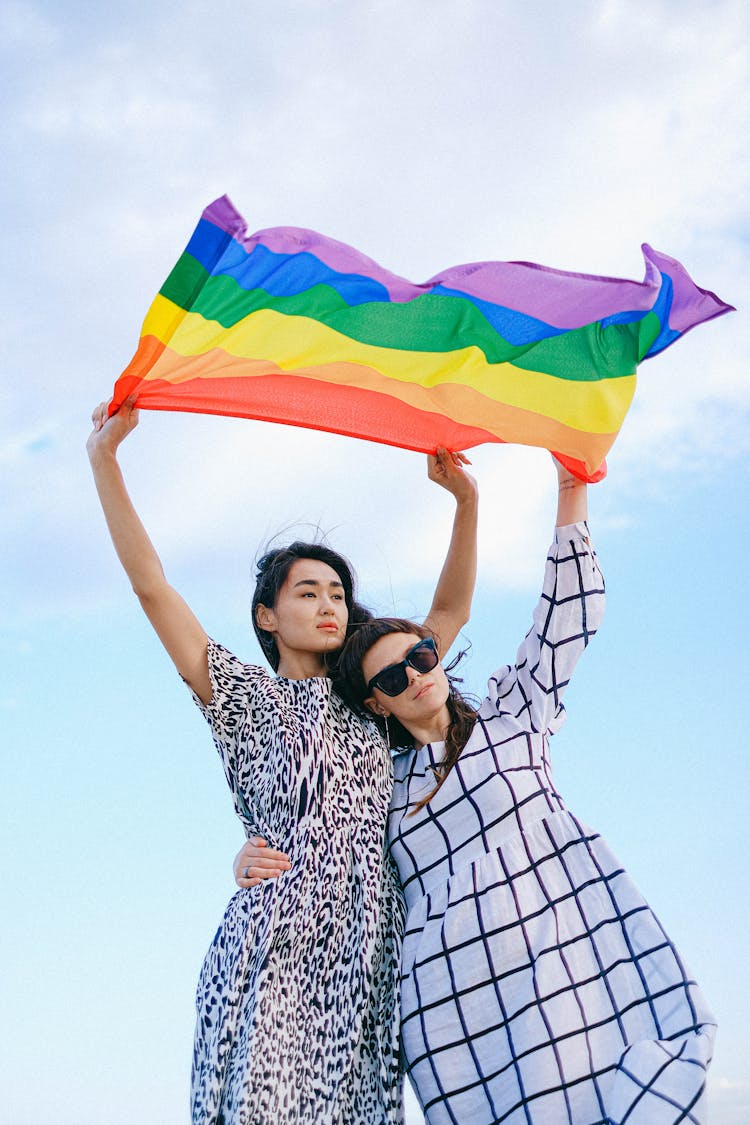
[414,682,433,700]
[317,623,339,632]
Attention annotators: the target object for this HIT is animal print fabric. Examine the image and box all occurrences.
[189,642,405,1124]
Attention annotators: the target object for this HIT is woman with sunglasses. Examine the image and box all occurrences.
[236,462,715,1123]
[87,397,478,1125]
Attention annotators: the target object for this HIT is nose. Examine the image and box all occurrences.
[405,665,422,683]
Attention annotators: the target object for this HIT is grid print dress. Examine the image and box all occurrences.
[189,642,404,1125]
[388,523,715,1125]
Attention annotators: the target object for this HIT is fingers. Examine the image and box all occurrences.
[87,401,140,466]
[440,447,471,467]
[426,447,477,497]
[427,447,449,476]
[243,854,291,871]
[91,401,110,431]
[90,396,140,434]
[431,447,472,471]
[236,862,289,888]
[246,837,290,864]
[234,836,291,888]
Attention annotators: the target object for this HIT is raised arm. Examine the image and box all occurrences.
[554,456,588,527]
[422,448,478,656]
[87,399,211,703]
[489,460,603,735]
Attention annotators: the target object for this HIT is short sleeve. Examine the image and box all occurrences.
[488,522,605,735]
[188,637,267,785]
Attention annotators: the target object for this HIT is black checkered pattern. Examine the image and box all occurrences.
[389,524,715,1124]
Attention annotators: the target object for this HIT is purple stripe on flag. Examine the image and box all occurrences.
[201,195,733,333]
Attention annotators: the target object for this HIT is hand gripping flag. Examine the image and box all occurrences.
[110,195,733,481]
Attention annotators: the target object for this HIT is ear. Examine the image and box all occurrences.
[255,604,277,632]
[365,695,389,718]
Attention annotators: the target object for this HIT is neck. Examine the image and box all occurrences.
[276,651,328,679]
[407,704,451,749]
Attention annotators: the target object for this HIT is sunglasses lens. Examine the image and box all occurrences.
[373,666,409,697]
[410,640,439,673]
[370,639,439,697]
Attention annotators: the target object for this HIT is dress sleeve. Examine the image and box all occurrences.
[188,637,265,784]
[487,521,605,735]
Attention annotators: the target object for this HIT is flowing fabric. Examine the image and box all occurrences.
[389,524,716,1123]
[110,196,733,481]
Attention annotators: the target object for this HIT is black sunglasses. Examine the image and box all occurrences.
[367,636,440,697]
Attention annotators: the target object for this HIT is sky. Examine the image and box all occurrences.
[1,1,748,1121]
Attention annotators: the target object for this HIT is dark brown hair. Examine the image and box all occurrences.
[334,617,477,811]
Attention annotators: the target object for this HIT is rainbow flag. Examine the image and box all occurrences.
[110,195,733,481]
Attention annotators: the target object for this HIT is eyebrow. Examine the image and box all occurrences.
[292,578,344,590]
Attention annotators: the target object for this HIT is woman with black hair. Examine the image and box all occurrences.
[87,397,478,1125]
[237,460,715,1124]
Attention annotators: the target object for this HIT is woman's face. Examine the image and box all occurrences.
[257,558,349,664]
[362,631,451,736]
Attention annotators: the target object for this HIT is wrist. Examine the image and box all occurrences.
[454,485,479,507]
[87,442,119,471]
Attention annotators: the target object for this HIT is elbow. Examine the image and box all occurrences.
[129,561,169,604]
[134,580,167,608]
[431,602,472,632]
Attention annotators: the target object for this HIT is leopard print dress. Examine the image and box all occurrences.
[188,639,404,1125]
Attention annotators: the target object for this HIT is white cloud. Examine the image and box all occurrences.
[2,0,748,626]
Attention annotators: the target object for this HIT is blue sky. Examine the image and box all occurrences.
[1,1,748,1121]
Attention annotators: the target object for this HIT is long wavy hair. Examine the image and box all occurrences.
[334,617,478,812]
[252,540,372,672]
